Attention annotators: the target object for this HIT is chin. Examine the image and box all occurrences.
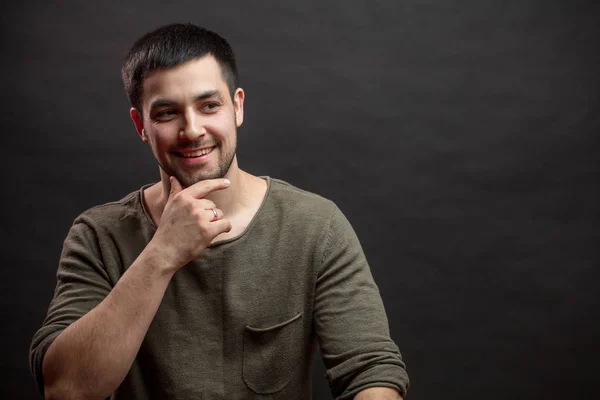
[177,170,224,187]
[169,152,234,187]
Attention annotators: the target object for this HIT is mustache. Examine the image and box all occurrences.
[172,140,218,151]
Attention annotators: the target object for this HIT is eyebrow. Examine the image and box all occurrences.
[149,90,222,111]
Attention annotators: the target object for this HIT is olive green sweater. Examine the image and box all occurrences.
[30,177,409,399]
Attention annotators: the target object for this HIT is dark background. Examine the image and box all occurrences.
[2,0,599,399]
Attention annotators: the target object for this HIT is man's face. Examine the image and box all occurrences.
[136,56,244,188]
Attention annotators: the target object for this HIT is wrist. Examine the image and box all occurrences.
[140,240,183,277]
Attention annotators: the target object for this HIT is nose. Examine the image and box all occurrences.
[179,108,205,141]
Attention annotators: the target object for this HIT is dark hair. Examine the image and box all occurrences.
[121,23,239,112]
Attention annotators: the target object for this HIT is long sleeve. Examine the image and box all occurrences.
[313,204,409,399]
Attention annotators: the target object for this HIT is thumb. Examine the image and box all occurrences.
[169,176,183,198]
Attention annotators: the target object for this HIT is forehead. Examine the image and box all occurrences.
[141,56,229,110]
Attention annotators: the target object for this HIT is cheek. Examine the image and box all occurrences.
[150,126,176,145]
[146,134,169,157]
[208,118,236,139]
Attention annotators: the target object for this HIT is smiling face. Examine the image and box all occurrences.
[131,55,244,188]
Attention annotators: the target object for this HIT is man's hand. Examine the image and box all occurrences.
[42,176,234,400]
[149,176,232,270]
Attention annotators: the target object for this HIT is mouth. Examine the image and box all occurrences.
[175,146,215,158]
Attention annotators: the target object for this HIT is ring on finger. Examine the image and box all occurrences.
[210,208,218,221]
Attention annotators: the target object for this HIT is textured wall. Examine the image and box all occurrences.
[2,1,599,398]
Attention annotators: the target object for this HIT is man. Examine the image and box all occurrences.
[29,23,409,399]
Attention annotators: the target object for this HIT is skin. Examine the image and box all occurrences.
[134,56,240,188]
[129,55,266,241]
[355,387,404,399]
[41,55,402,399]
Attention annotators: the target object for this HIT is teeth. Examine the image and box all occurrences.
[181,147,212,157]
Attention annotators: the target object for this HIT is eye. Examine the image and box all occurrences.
[154,109,177,120]
[203,102,220,112]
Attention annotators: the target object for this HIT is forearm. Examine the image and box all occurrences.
[42,246,176,400]
[354,387,403,400]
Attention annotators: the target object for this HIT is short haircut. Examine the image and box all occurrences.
[121,23,239,112]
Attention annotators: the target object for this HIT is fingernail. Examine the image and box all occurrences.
[224,179,231,185]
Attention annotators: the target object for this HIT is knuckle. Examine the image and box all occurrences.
[174,193,189,207]
[183,202,195,214]
[193,209,205,221]
[198,221,210,234]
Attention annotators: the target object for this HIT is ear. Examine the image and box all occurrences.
[233,88,245,128]
[130,107,147,142]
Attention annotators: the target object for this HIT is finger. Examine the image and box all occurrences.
[205,207,223,222]
[210,218,232,235]
[185,178,231,199]
[196,199,216,210]
[169,176,183,198]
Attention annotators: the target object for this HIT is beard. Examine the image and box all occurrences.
[157,136,237,188]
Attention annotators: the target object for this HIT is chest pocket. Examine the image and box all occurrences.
[242,311,304,394]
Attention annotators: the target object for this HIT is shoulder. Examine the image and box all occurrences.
[263,177,353,234]
[267,177,336,214]
[73,186,148,231]
[265,177,341,222]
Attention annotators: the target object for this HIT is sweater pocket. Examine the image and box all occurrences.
[242,311,303,394]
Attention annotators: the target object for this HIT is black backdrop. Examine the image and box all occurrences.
[2,1,599,399]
